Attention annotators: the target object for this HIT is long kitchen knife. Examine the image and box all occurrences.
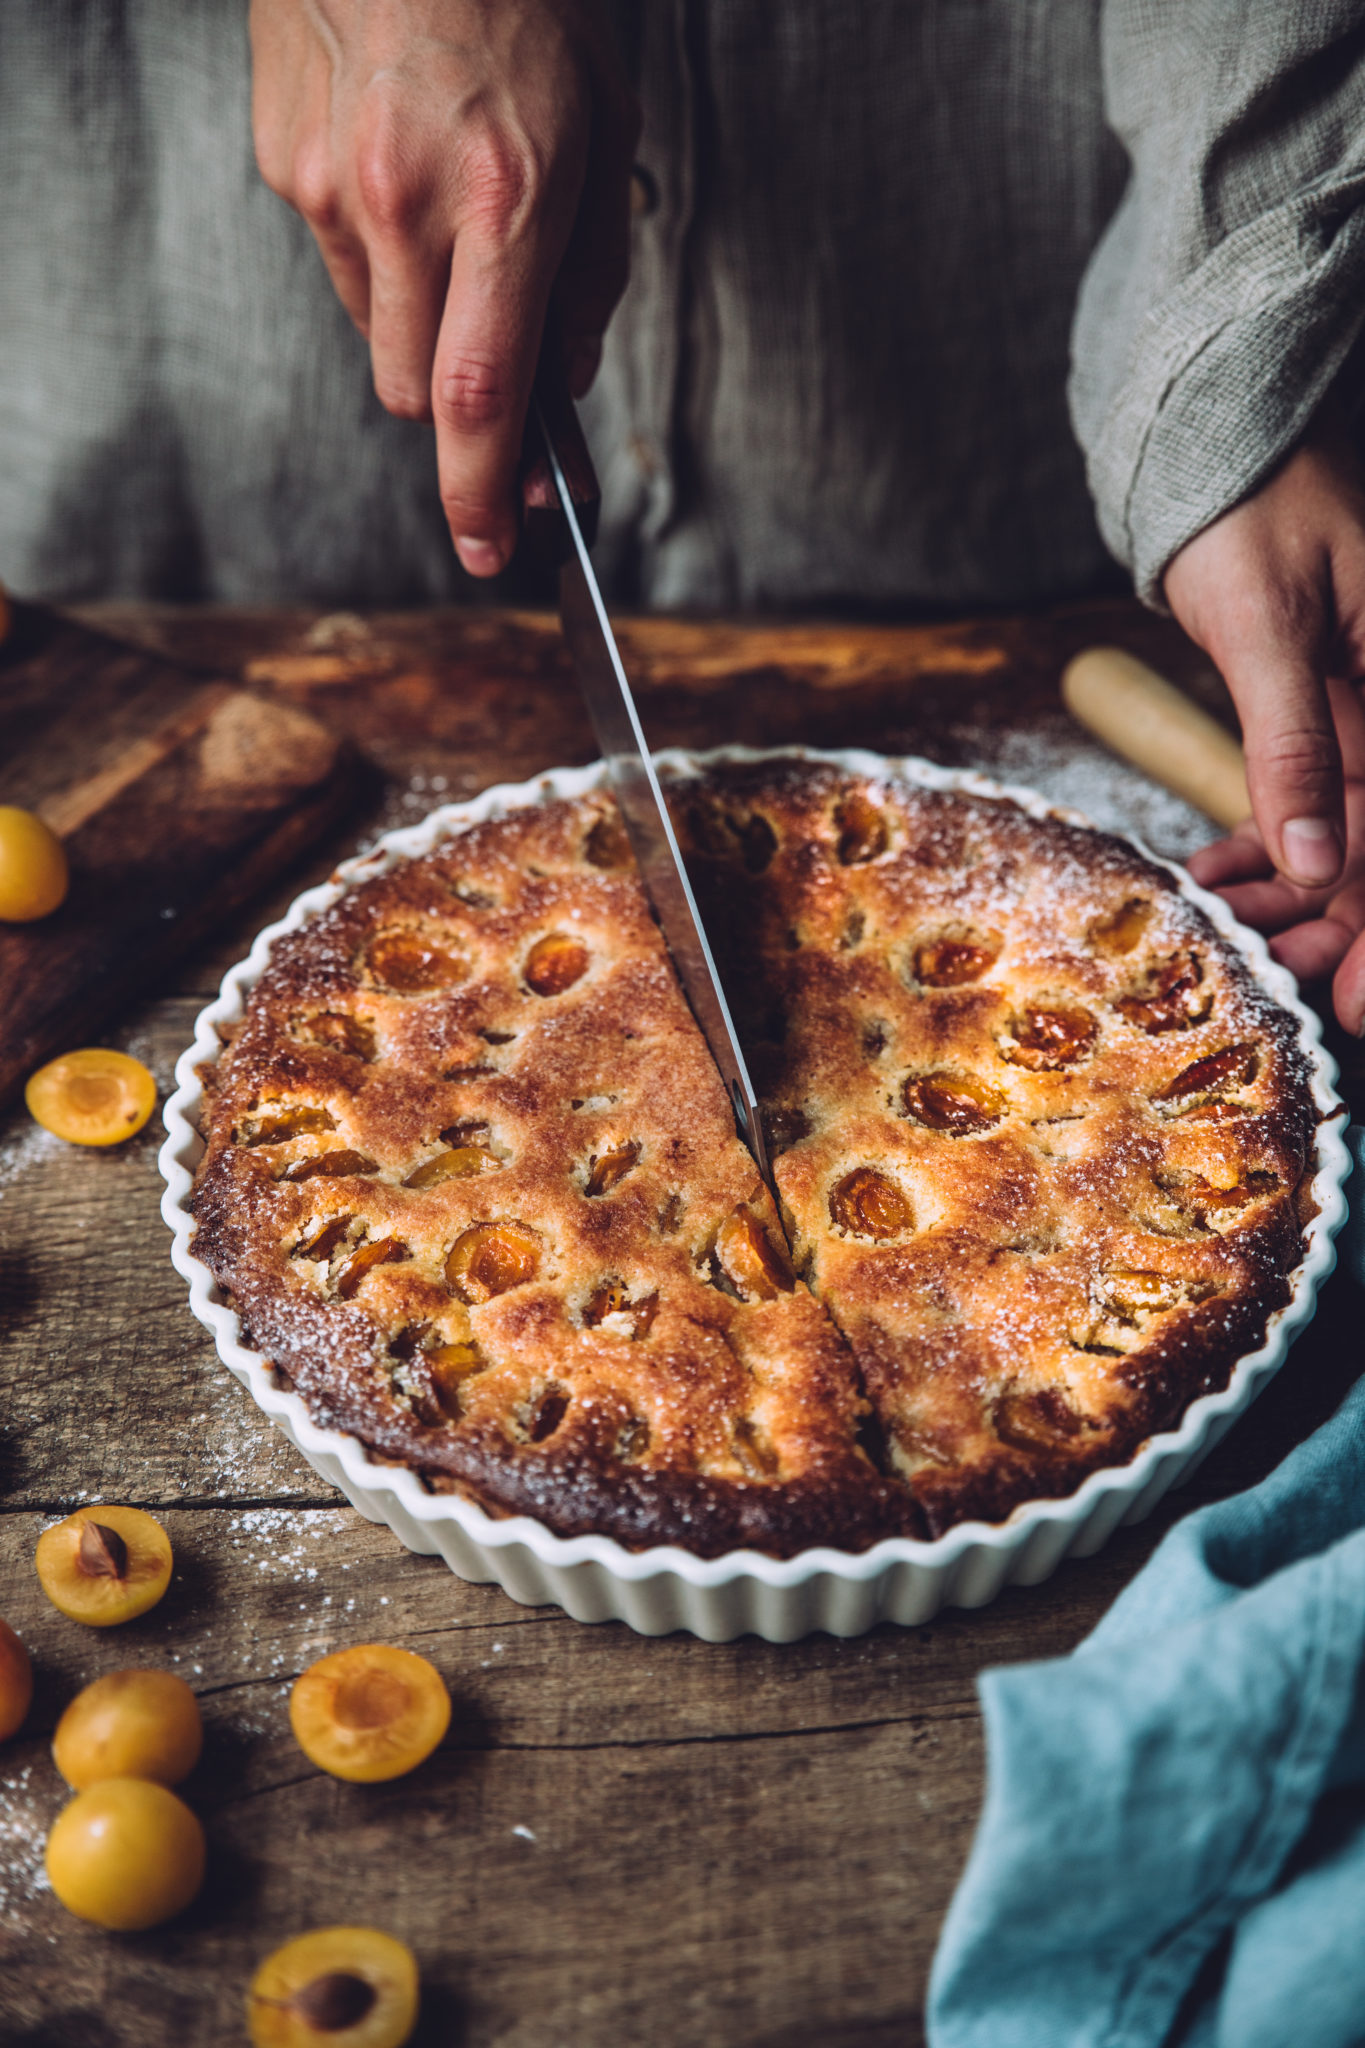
[529,393,774,1190]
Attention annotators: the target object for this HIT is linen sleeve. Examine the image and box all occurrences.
[1069,3,1365,605]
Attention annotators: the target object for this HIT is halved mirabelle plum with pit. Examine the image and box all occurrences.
[26,1048,156,1147]
[53,1669,202,1789]
[367,929,466,994]
[524,932,589,995]
[912,931,1000,987]
[829,1167,912,1240]
[0,1617,33,1742]
[35,1506,173,1626]
[46,1777,205,1930]
[1001,1004,1096,1071]
[902,1069,1005,1135]
[290,1646,450,1783]
[714,1206,794,1301]
[0,804,69,921]
[446,1221,540,1303]
[247,1926,420,2048]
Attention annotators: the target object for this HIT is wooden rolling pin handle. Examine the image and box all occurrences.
[1061,646,1252,833]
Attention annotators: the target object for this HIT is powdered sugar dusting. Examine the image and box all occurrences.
[951,715,1218,863]
[0,1120,61,1201]
[0,1763,55,1921]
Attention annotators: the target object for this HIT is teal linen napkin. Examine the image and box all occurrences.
[927,1131,1365,2048]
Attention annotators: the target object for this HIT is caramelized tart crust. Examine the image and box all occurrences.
[190,765,1319,1555]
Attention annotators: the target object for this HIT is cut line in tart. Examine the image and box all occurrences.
[189,761,1320,1556]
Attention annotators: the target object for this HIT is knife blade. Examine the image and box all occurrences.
[531,394,774,1190]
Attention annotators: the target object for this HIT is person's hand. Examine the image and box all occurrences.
[250,0,639,577]
[1165,415,1365,1032]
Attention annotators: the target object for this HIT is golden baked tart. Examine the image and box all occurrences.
[191,759,1320,1556]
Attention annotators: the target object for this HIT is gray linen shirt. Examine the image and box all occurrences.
[1,2,1363,611]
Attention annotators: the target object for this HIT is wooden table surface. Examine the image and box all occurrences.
[2,598,1359,2048]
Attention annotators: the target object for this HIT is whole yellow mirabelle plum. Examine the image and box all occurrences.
[45,1778,205,1930]
[0,805,68,921]
[54,1669,202,1789]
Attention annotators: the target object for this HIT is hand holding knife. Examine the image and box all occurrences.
[521,381,774,1190]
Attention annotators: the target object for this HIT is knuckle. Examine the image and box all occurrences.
[1255,726,1340,785]
[290,141,341,229]
[436,355,513,434]
[1262,576,1328,650]
[460,135,536,239]
[355,136,423,239]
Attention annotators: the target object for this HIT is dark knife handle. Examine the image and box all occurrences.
[520,364,601,566]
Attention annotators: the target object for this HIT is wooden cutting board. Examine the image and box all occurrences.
[0,602,360,1110]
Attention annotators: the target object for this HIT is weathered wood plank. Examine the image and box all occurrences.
[1,1498,1137,2047]
[0,607,361,1112]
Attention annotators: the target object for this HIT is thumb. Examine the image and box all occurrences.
[1228,615,1345,889]
[1167,525,1346,889]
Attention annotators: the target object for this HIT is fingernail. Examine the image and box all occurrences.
[1282,817,1341,887]
[456,537,504,577]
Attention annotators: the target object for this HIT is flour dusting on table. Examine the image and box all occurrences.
[0,1764,53,1921]
[949,714,1218,862]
